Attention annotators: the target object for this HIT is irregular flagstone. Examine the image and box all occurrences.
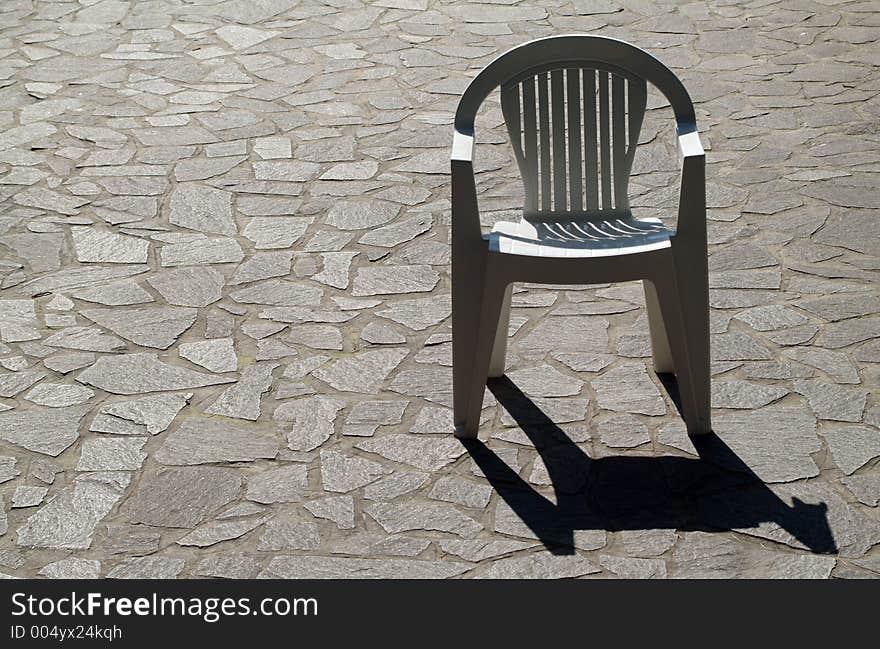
[376,294,451,331]
[841,474,880,508]
[364,471,430,501]
[107,557,186,580]
[355,434,465,471]
[71,227,149,264]
[325,200,400,230]
[260,556,472,579]
[480,552,601,579]
[243,217,311,249]
[192,555,261,579]
[284,324,343,350]
[146,267,226,307]
[320,449,392,493]
[591,363,666,415]
[518,315,610,352]
[388,366,453,406]
[81,306,198,350]
[76,438,148,472]
[230,251,294,285]
[17,475,127,549]
[44,327,126,352]
[361,321,406,345]
[734,305,808,331]
[0,405,88,456]
[257,518,320,552]
[204,363,277,421]
[304,495,355,529]
[76,353,234,394]
[312,252,358,289]
[0,456,18,484]
[711,406,820,483]
[783,348,859,384]
[275,396,346,451]
[347,400,408,426]
[70,281,154,306]
[246,464,309,504]
[439,539,540,563]
[429,476,492,509]
[711,380,788,409]
[0,300,40,342]
[817,317,880,350]
[352,265,439,296]
[179,339,237,373]
[358,214,432,248]
[595,414,651,448]
[792,379,867,422]
[39,558,101,580]
[508,365,584,397]
[230,279,323,306]
[365,502,482,538]
[312,348,408,393]
[126,467,242,528]
[170,182,236,235]
[820,426,880,475]
[15,265,150,297]
[160,238,244,266]
[0,370,47,398]
[177,517,266,548]
[12,486,49,508]
[90,393,192,435]
[155,419,278,465]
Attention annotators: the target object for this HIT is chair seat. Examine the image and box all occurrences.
[487,216,672,258]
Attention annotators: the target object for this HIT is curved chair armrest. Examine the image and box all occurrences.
[675,126,706,243]
[451,129,483,247]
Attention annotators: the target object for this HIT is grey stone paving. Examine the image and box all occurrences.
[0,0,878,579]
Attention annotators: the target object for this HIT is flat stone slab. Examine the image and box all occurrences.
[76,353,234,394]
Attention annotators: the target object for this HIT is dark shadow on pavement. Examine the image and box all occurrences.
[461,376,836,556]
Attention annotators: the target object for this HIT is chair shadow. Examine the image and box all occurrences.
[461,376,836,556]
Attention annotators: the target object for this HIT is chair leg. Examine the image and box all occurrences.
[673,250,711,434]
[650,269,707,436]
[488,283,512,378]
[644,280,674,374]
[453,271,508,439]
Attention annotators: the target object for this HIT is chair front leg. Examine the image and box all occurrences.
[453,263,507,439]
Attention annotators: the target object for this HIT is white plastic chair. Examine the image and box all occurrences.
[451,35,710,439]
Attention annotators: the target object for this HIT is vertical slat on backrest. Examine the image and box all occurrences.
[550,70,567,211]
[566,68,583,212]
[611,74,627,209]
[537,72,551,212]
[583,69,599,211]
[501,81,532,214]
[623,78,648,211]
[597,71,612,211]
[521,78,538,215]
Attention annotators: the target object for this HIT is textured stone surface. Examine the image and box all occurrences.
[156,419,278,465]
[126,467,241,529]
[1,1,877,580]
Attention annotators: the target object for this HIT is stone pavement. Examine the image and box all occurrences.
[1,0,879,579]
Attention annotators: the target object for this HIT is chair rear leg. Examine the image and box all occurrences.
[453,272,508,439]
[488,283,512,378]
[644,279,674,374]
